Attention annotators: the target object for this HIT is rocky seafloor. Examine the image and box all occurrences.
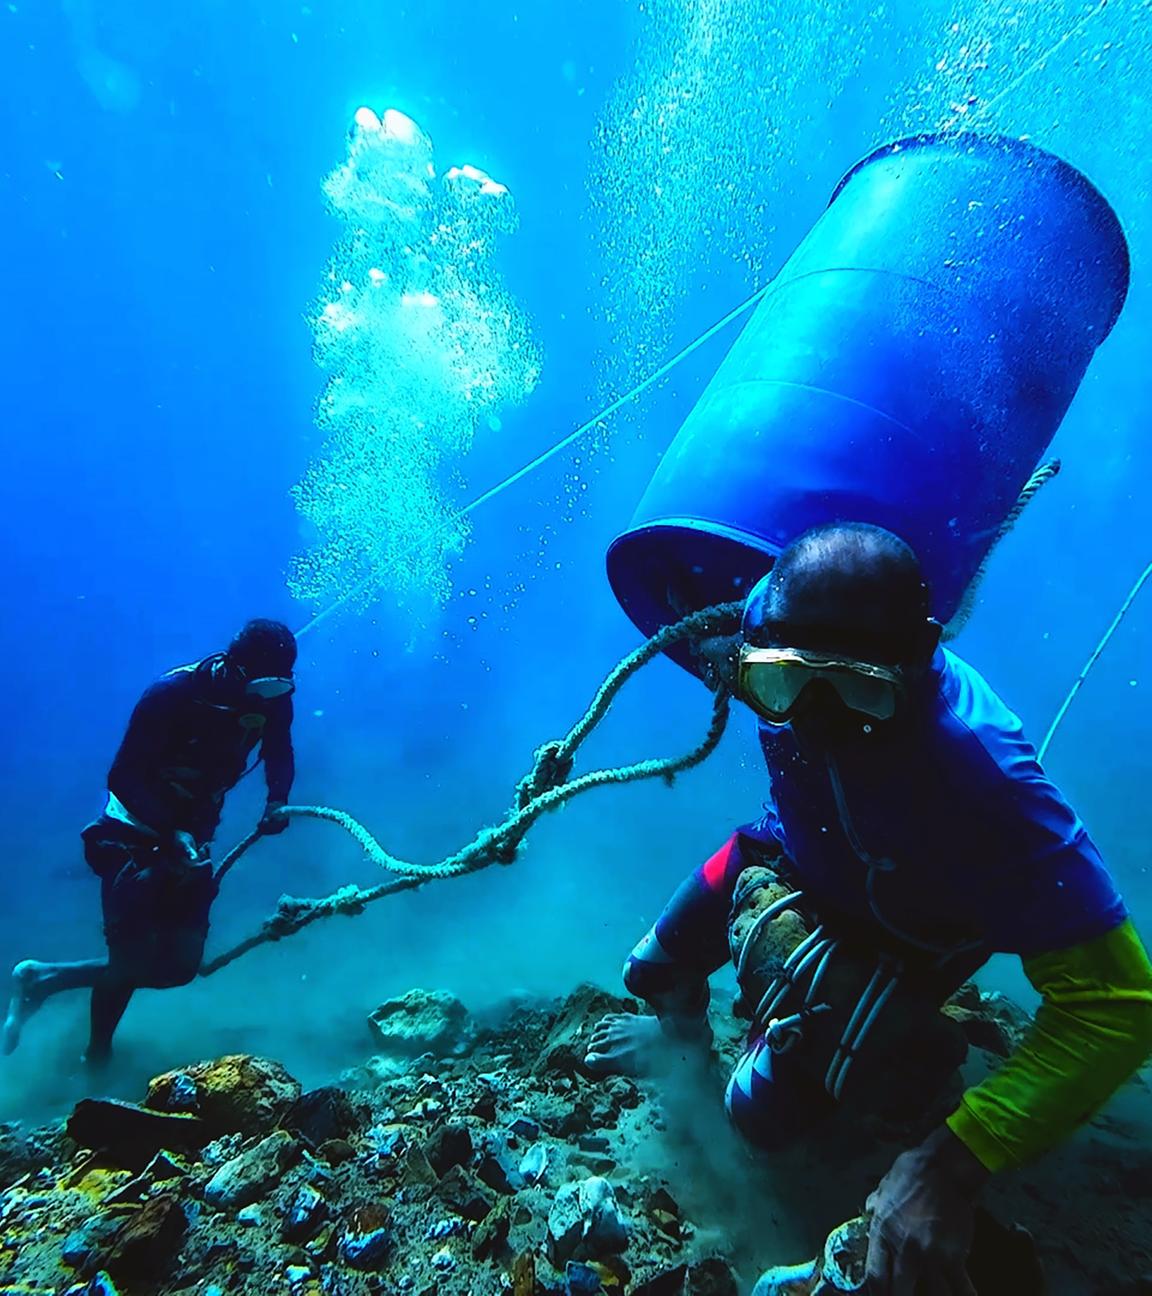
[1,982,1150,1296]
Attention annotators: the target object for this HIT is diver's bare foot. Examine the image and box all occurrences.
[584,1013,667,1077]
[2,961,51,1056]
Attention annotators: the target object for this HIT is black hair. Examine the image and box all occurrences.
[228,619,298,676]
[744,522,933,663]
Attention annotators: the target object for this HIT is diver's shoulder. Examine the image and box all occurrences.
[931,647,1031,779]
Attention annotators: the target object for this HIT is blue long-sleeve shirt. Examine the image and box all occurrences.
[106,657,294,842]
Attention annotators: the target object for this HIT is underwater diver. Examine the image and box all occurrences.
[586,522,1152,1295]
[2,618,297,1068]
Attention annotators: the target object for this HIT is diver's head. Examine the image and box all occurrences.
[738,522,940,732]
[227,619,298,699]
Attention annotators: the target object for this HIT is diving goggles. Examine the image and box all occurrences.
[246,675,296,700]
[737,645,904,725]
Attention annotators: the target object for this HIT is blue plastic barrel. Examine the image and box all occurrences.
[606,133,1129,670]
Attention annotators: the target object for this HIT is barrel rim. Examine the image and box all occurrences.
[829,132,1130,336]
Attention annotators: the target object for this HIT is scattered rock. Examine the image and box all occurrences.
[634,1265,689,1296]
[437,1163,494,1221]
[399,1139,438,1193]
[204,1130,300,1209]
[102,1194,188,1282]
[579,1133,611,1153]
[685,1257,740,1295]
[942,988,1029,1058]
[283,1086,366,1146]
[547,1176,629,1267]
[368,989,474,1058]
[567,1260,605,1294]
[512,1249,538,1296]
[318,1137,355,1166]
[511,1116,541,1141]
[472,1195,512,1260]
[0,1121,47,1191]
[520,1142,549,1185]
[478,1150,517,1194]
[648,1187,682,1240]
[427,1122,473,1177]
[283,1182,330,1243]
[65,1099,207,1169]
[147,1055,301,1138]
[339,1203,391,1270]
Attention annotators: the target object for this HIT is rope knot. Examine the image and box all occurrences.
[516,739,574,810]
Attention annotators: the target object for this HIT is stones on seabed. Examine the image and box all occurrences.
[436,1163,494,1221]
[283,1181,330,1243]
[284,1086,367,1146]
[547,1176,629,1267]
[647,1186,682,1240]
[367,989,474,1058]
[339,1203,391,1271]
[147,1055,302,1138]
[520,1140,550,1184]
[65,1099,208,1170]
[318,1137,355,1166]
[566,1259,605,1294]
[510,1115,540,1141]
[63,1193,188,1283]
[471,1195,512,1260]
[204,1130,300,1209]
[511,1249,537,1296]
[426,1122,473,1177]
[636,1260,740,1296]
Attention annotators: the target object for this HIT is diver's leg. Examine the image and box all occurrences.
[726,1037,836,1150]
[2,958,108,1055]
[586,871,726,1076]
[85,979,134,1070]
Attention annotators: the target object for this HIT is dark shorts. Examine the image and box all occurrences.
[82,819,218,989]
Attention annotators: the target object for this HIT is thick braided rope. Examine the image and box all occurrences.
[200,602,742,976]
[945,459,1061,640]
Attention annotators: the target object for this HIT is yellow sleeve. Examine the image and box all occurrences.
[946,919,1152,1173]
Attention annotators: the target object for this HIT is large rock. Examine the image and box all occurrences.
[204,1130,300,1209]
[63,1194,188,1282]
[146,1055,301,1138]
[547,1177,629,1267]
[66,1099,208,1170]
[367,989,473,1058]
[283,1085,366,1146]
[535,985,637,1077]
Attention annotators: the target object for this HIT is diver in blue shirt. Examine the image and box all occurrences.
[2,619,298,1068]
[587,522,1152,1295]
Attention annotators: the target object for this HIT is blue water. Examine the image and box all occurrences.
[0,0,1148,1130]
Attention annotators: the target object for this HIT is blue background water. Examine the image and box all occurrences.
[0,0,1148,1119]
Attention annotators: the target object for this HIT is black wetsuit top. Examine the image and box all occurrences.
[106,656,295,843]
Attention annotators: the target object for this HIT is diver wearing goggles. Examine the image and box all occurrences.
[738,644,905,725]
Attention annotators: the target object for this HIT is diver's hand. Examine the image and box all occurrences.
[865,1126,988,1295]
[172,830,203,863]
[258,800,289,836]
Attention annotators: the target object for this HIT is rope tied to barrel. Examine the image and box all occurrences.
[201,601,743,976]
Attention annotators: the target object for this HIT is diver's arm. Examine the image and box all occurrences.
[865,920,1152,1290]
[260,696,295,804]
[107,676,196,837]
[257,696,295,834]
[945,918,1152,1172]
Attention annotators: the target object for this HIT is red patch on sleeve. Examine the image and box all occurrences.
[701,834,741,891]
